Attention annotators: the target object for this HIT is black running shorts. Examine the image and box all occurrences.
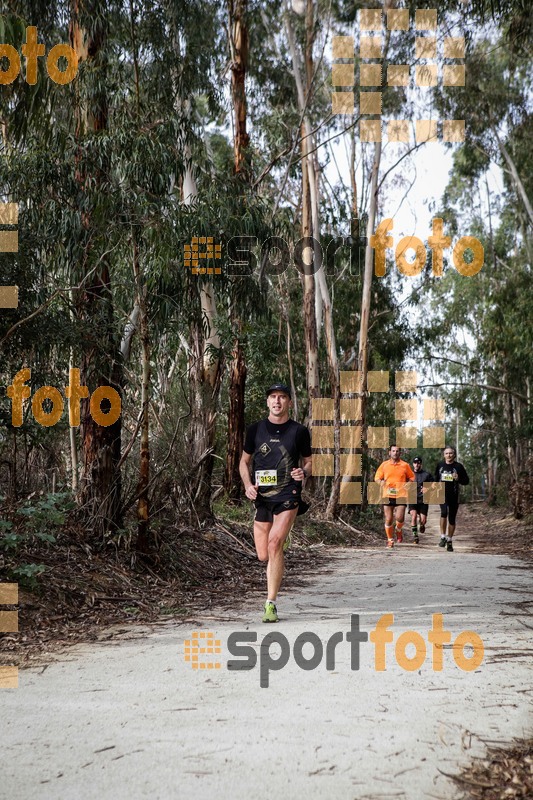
[254,496,309,523]
[408,503,429,515]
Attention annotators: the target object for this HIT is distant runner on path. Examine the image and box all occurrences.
[435,445,470,552]
[408,455,434,544]
[374,446,415,548]
[239,383,312,623]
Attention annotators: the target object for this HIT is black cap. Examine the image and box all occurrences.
[266,383,291,398]
[413,456,422,463]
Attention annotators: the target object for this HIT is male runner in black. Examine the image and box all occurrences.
[239,384,312,622]
[434,445,469,552]
[408,456,433,544]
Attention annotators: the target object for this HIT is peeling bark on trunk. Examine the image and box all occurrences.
[132,232,151,553]
[301,157,320,402]
[357,140,382,509]
[224,0,249,500]
[183,155,222,521]
[228,0,250,175]
[223,335,247,499]
[188,278,222,520]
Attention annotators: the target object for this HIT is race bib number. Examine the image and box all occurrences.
[388,486,397,497]
[442,473,454,481]
[256,469,277,486]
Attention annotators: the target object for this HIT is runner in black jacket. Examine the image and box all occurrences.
[239,383,312,622]
[408,456,433,544]
[434,445,469,552]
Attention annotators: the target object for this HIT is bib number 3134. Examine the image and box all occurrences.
[256,470,277,486]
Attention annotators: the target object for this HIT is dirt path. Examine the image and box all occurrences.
[1,510,532,799]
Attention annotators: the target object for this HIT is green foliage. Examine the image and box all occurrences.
[8,563,47,590]
[0,493,74,552]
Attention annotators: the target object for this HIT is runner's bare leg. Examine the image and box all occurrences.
[260,508,299,600]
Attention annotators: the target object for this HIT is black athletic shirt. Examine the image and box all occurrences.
[434,460,469,503]
[243,418,311,503]
[413,468,434,502]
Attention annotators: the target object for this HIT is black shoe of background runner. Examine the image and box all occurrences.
[438,537,446,547]
[446,540,454,552]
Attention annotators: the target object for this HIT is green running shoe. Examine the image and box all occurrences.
[262,601,279,623]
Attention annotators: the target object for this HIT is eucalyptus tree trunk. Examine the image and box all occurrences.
[71,0,123,535]
[131,231,151,553]
[285,2,320,405]
[182,165,222,522]
[357,15,391,507]
[224,0,249,501]
[494,131,533,228]
[287,0,340,513]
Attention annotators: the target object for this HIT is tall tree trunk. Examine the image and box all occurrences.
[228,0,250,173]
[188,279,222,520]
[182,163,222,522]
[132,232,151,553]
[301,147,320,403]
[224,0,249,501]
[357,14,392,507]
[167,0,224,523]
[357,139,382,507]
[285,4,320,405]
[71,0,123,535]
[494,131,533,228]
[287,0,340,511]
[223,335,247,499]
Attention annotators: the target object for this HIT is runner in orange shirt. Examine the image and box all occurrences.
[374,446,415,548]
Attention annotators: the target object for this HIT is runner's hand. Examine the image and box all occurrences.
[291,467,306,482]
[245,484,258,500]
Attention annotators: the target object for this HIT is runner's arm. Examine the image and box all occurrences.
[291,455,312,483]
[239,451,258,499]
[457,463,470,485]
